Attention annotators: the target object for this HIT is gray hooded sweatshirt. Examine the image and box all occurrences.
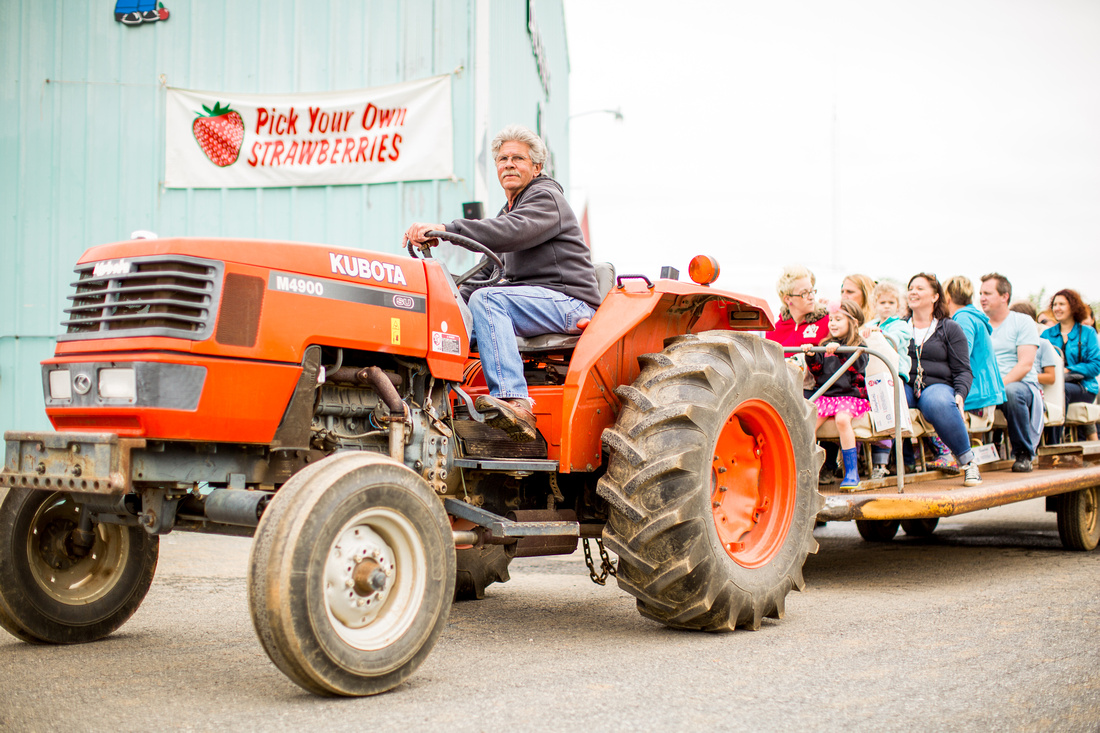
[445,175,601,308]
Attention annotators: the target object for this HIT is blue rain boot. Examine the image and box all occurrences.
[840,447,861,489]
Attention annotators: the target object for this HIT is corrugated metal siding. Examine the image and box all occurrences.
[488,0,570,193]
[0,0,569,434]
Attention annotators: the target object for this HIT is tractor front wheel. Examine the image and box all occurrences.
[248,453,455,696]
[598,332,822,631]
[0,488,158,644]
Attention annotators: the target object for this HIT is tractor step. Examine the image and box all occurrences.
[452,458,559,472]
[451,417,548,459]
[443,498,579,538]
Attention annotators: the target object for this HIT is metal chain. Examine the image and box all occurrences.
[582,537,617,586]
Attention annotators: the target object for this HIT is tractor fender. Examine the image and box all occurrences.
[559,278,774,473]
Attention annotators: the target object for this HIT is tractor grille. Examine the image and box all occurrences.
[59,255,224,342]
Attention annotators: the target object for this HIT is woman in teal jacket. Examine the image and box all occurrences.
[945,277,1006,410]
[1042,288,1100,441]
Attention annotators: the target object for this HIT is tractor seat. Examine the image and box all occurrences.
[515,262,616,352]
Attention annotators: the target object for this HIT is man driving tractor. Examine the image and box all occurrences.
[404,124,601,442]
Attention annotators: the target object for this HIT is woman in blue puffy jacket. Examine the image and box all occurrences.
[1042,288,1100,441]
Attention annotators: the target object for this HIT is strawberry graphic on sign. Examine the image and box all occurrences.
[192,102,244,167]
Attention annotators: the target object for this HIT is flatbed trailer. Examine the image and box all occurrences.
[818,443,1100,550]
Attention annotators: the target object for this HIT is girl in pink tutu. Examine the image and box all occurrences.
[802,299,870,488]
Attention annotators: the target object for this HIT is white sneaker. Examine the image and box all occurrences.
[870,465,888,481]
[963,462,981,487]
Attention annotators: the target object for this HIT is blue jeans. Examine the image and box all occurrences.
[1000,381,1042,459]
[468,286,595,400]
[904,382,975,465]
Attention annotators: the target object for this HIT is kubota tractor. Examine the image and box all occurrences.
[0,232,822,695]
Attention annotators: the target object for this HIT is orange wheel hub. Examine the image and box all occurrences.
[710,399,796,568]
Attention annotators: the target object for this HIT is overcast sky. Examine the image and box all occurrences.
[563,0,1100,315]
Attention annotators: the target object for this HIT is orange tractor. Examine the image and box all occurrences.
[0,233,821,695]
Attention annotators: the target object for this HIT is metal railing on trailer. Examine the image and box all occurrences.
[783,341,908,492]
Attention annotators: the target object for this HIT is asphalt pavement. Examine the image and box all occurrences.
[1,497,1097,732]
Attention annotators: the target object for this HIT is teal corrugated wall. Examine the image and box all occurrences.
[489,0,570,185]
[0,0,570,434]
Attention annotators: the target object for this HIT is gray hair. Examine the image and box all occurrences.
[491,124,548,168]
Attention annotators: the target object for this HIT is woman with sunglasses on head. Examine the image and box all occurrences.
[906,273,981,486]
[1041,288,1100,442]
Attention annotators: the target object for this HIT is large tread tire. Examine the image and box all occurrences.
[1055,486,1099,551]
[454,545,512,601]
[856,519,900,542]
[598,332,823,631]
[0,487,158,644]
[248,452,455,696]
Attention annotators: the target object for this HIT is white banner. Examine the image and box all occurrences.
[165,75,453,188]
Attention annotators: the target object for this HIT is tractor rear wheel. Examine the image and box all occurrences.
[1054,486,1099,551]
[0,487,158,644]
[248,452,455,696]
[598,332,822,631]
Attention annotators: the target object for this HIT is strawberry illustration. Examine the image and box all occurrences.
[192,102,244,167]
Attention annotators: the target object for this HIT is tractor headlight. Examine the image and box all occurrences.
[48,369,72,400]
[98,368,136,401]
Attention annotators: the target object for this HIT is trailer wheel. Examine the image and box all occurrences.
[598,332,823,631]
[454,545,512,601]
[248,452,455,696]
[856,519,900,542]
[900,518,939,537]
[1054,486,1099,551]
[0,488,158,644]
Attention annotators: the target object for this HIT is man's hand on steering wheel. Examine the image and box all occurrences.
[401,227,505,288]
[404,222,446,248]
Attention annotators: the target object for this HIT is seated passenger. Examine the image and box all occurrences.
[905,273,981,487]
[1041,289,1100,442]
[1010,301,1059,387]
[945,276,1007,412]
[768,265,829,353]
[768,265,831,481]
[405,124,600,443]
[980,273,1043,472]
[841,273,877,325]
[863,281,913,480]
[802,300,869,489]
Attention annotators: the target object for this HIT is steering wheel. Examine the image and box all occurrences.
[406,230,504,287]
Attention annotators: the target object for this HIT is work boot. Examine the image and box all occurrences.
[840,447,861,489]
[962,461,982,487]
[474,395,538,443]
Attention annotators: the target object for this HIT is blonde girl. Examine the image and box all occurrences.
[802,299,870,488]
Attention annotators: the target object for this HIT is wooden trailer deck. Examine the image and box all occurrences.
[819,442,1100,522]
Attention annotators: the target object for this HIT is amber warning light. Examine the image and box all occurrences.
[688,255,720,286]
